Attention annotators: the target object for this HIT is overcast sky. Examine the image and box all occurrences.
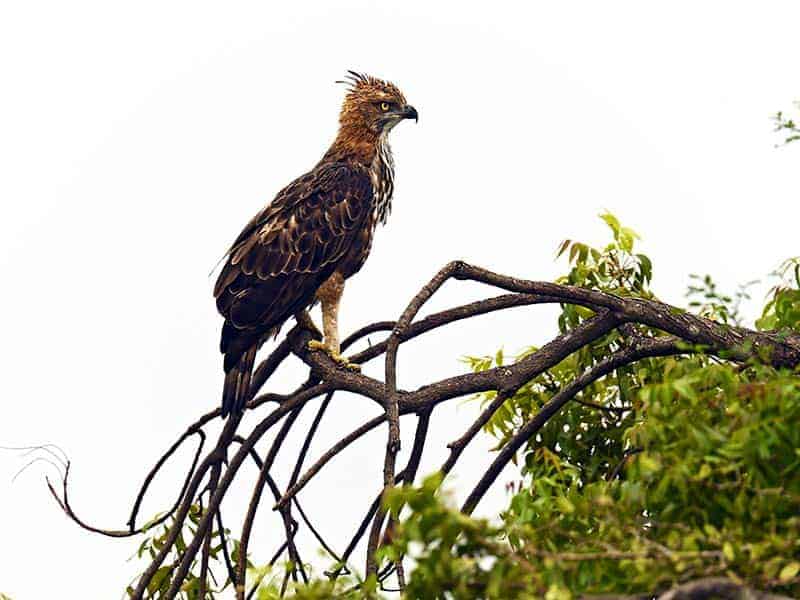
[1,1,798,598]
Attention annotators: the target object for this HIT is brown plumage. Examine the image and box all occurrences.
[214,72,417,417]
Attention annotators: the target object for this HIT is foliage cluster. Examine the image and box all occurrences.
[386,215,800,599]
[774,102,800,146]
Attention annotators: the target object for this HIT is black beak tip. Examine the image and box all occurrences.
[405,105,419,123]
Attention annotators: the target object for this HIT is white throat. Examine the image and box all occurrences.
[370,135,395,225]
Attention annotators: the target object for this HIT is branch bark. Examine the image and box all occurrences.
[582,576,794,600]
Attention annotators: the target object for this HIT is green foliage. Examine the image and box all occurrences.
[773,102,800,146]
[473,214,667,480]
[126,503,244,599]
[248,565,370,599]
[556,211,651,298]
[129,505,373,599]
[388,214,800,598]
[384,475,534,599]
[388,364,800,598]
[686,274,756,326]
[757,258,800,333]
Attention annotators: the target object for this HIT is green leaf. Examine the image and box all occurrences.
[722,542,735,561]
[555,496,575,514]
[600,212,621,234]
[779,561,800,582]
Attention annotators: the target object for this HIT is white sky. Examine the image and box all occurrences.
[1,1,798,597]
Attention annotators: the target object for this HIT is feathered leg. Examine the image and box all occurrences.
[308,272,360,371]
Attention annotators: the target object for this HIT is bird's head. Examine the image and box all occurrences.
[337,71,418,138]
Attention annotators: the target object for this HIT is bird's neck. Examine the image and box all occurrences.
[371,132,395,224]
[324,125,388,166]
[322,127,395,225]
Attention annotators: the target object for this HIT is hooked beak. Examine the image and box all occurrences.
[399,104,418,123]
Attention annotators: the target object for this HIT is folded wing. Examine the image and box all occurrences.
[214,162,373,371]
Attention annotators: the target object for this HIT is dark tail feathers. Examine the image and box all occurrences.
[221,346,257,418]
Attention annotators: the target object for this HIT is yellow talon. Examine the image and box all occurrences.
[341,360,361,372]
[307,341,361,371]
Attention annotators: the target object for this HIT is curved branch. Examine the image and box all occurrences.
[582,576,794,600]
[132,384,329,599]
[48,429,206,539]
[236,405,305,595]
[275,413,387,510]
[452,262,800,369]
[461,336,684,514]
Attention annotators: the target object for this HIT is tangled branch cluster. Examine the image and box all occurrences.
[47,261,800,599]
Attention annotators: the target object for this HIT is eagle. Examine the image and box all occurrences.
[213,72,417,418]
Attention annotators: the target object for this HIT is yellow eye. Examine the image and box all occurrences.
[380,102,390,111]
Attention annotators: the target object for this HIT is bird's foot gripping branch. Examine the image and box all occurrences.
[47,219,800,599]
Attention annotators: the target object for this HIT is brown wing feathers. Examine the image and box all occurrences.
[214,163,373,416]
